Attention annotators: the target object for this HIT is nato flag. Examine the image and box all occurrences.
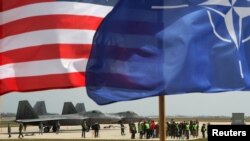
[86,0,250,105]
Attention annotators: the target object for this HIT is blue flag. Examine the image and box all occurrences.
[86,0,250,105]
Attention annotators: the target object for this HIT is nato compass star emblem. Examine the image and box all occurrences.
[199,0,250,49]
[152,0,250,78]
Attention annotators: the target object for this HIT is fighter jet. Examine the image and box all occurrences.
[62,102,146,125]
[16,100,85,133]
[62,102,121,128]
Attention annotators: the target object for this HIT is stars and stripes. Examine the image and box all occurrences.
[0,0,117,95]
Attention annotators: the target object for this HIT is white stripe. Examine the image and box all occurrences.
[0,29,95,53]
[0,2,113,25]
[0,59,87,79]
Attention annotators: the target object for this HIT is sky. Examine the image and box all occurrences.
[1,87,250,117]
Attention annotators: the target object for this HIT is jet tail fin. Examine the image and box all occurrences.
[62,102,77,115]
[75,103,86,113]
[33,101,47,115]
[16,100,39,120]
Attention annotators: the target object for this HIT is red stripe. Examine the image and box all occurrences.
[0,72,85,95]
[1,0,55,12]
[1,44,91,65]
[1,15,103,39]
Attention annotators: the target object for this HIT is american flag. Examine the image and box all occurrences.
[0,0,118,95]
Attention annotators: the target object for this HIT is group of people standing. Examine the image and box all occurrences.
[126,120,160,139]
[167,119,207,139]
[7,121,61,139]
[122,119,208,140]
[81,120,100,138]
[6,119,208,139]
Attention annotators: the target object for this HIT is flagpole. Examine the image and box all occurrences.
[159,95,166,141]
[0,96,2,133]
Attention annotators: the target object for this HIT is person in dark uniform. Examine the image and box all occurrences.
[120,122,125,136]
[207,122,210,137]
[93,122,100,138]
[18,123,24,138]
[185,122,190,140]
[8,123,11,138]
[130,123,137,139]
[81,120,88,138]
[155,123,159,138]
[38,122,43,135]
[201,124,207,138]
[56,121,60,134]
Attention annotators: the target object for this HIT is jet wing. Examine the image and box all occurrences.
[16,115,87,123]
[16,117,64,123]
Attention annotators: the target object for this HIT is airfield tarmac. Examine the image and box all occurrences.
[0,122,248,140]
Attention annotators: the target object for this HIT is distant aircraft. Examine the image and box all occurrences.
[18,100,146,133]
[16,100,85,133]
[62,102,147,124]
[62,102,147,125]
[62,102,121,129]
[29,101,121,130]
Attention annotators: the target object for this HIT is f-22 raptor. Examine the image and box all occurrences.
[16,100,85,132]
[61,102,121,129]
[59,102,148,125]
[62,102,148,124]
[16,100,121,132]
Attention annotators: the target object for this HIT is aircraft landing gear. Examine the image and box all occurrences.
[44,126,51,133]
